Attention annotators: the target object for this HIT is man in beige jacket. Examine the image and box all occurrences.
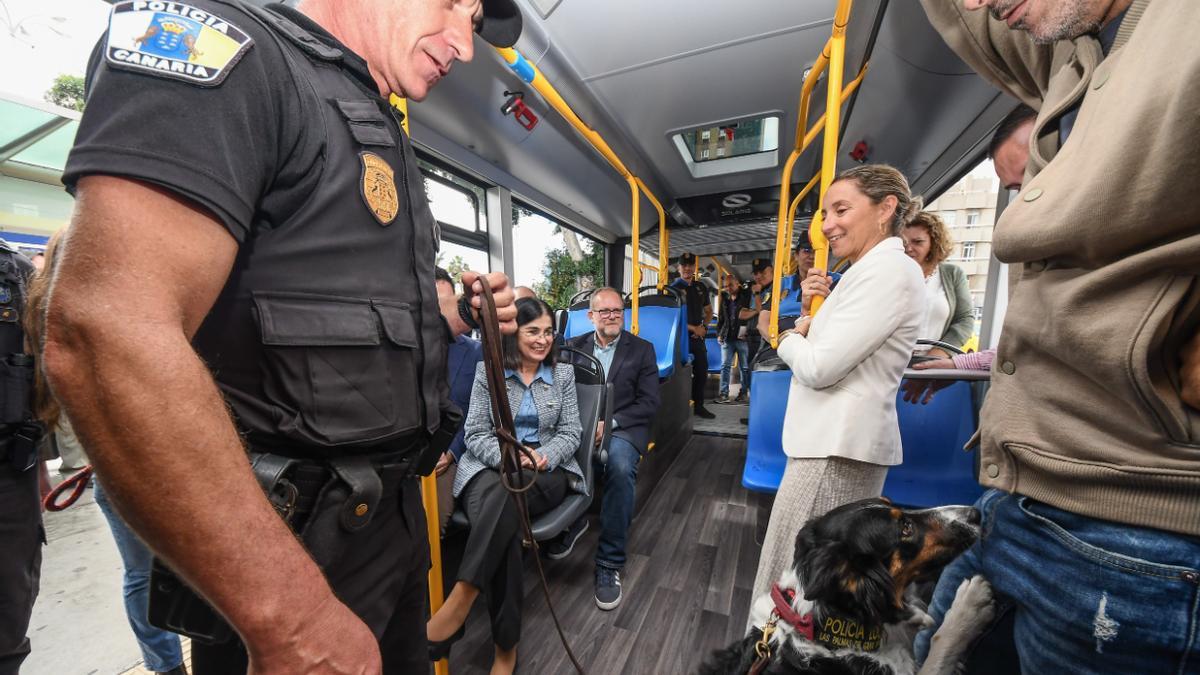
[914,0,1200,671]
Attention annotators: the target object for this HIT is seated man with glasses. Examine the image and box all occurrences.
[551,288,659,611]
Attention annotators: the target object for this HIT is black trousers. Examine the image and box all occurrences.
[192,477,430,675]
[689,336,708,408]
[458,468,568,651]
[0,465,41,675]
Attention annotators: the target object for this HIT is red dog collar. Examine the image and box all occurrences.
[770,583,815,640]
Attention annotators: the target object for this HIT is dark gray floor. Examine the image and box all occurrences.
[444,435,773,675]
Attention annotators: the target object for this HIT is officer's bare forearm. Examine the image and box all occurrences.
[45,177,335,650]
[43,324,332,645]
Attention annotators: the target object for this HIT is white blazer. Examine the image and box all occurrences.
[775,237,924,465]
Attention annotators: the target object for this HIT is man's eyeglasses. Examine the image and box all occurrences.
[591,309,623,318]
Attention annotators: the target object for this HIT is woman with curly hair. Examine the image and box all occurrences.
[902,211,974,357]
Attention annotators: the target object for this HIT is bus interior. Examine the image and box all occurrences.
[8,0,1028,672]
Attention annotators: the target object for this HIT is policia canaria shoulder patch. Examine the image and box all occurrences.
[104,1,253,86]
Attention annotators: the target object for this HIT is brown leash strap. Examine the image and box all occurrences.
[471,277,586,674]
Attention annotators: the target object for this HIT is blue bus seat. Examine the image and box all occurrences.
[883,380,983,507]
[623,304,681,379]
[742,367,792,493]
[563,305,593,339]
[705,336,723,373]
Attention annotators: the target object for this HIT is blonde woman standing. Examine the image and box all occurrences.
[749,165,925,607]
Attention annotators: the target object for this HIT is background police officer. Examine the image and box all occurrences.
[46,0,520,673]
[671,252,714,419]
[0,240,41,675]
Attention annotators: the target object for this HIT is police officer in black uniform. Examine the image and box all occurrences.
[0,241,42,675]
[670,252,714,419]
[48,0,520,673]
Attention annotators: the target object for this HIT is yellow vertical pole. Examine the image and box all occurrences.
[394,93,451,675]
[629,177,641,335]
[634,177,667,293]
[810,0,852,317]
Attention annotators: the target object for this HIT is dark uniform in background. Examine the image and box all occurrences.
[745,257,774,364]
[63,0,519,671]
[0,242,41,675]
[671,252,712,418]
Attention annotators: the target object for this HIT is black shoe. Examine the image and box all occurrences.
[428,625,465,661]
[545,518,589,560]
[157,667,188,675]
[694,406,716,419]
[594,566,623,610]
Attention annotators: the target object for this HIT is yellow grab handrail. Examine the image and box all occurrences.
[497,47,666,331]
[629,177,641,334]
[634,177,668,292]
[767,0,858,346]
[392,93,451,675]
[809,0,853,319]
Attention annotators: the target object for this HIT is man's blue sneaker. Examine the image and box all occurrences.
[595,566,622,610]
[545,518,588,560]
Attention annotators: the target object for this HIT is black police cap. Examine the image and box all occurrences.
[478,0,523,48]
[678,252,697,266]
[751,257,772,273]
[794,230,814,252]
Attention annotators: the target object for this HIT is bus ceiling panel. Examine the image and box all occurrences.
[836,1,1007,200]
[411,49,647,243]
[530,0,884,203]
[533,0,839,83]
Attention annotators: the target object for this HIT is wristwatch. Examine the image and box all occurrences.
[457,295,481,331]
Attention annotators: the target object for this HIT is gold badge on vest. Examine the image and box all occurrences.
[360,152,399,225]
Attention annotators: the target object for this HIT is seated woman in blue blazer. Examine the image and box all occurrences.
[749,164,925,607]
[426,297,583,674]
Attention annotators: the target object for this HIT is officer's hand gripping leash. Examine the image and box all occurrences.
[471,277,586,675]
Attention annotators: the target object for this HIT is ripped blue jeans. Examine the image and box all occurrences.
[915,489,1200,675]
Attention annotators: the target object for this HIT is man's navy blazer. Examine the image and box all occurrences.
[447,334,484,459]
[568,330,660,451]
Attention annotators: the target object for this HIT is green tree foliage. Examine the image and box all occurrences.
[46,74,85,112]
[434,252,469,288]
[534,237,604,310]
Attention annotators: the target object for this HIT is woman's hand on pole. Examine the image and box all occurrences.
[800,268,832,315]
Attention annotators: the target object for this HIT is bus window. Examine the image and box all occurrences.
[922,159,1003,350]
[512,202,605,308]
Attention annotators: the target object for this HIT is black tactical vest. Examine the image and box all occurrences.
[0,241,39,466]
[192,6,448,458]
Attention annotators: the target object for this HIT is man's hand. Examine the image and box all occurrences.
[434,451,454,477]
[594,421,604,447]
[247,593,381,675]
[455,271,517,335]
[689,325,705,339]
[1182,330,1200,411]
[800,268,832,315]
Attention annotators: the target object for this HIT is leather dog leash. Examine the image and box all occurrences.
[472,277,586,674]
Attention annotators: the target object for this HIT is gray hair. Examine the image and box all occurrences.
[589,287,624,309]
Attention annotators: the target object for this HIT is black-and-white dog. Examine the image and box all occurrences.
[699,498,995,675]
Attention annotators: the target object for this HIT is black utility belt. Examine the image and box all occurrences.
[146,450,422,646]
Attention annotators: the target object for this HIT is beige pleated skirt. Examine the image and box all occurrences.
[748,455,888,624]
